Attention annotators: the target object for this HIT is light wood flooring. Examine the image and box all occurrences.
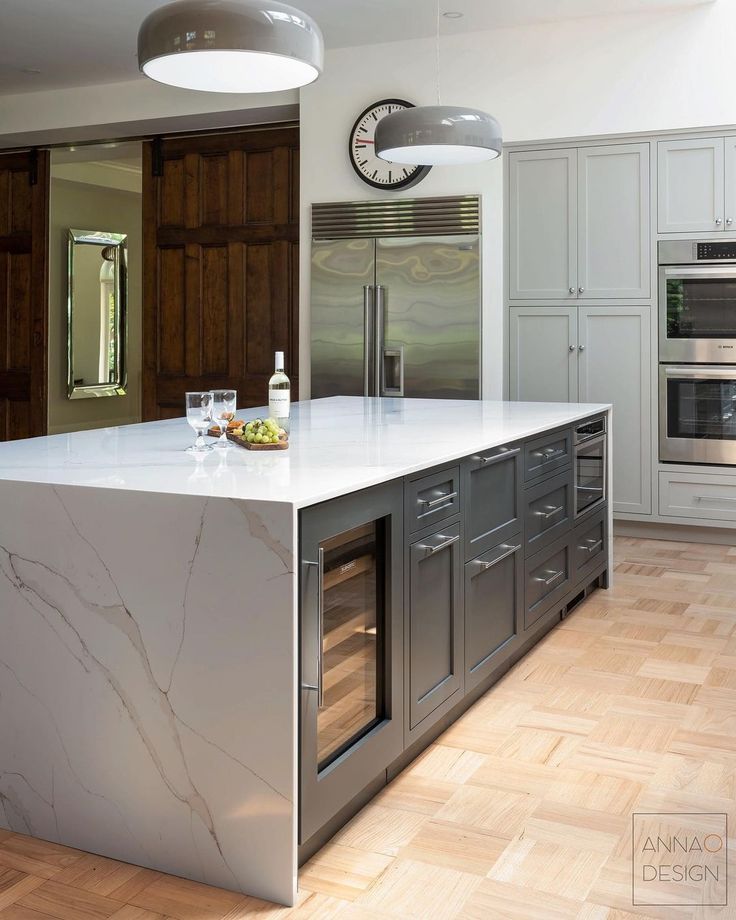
[1,535,735,920]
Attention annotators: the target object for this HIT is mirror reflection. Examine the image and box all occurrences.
[67,229,127,399]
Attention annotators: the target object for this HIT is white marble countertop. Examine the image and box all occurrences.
[0,397,610,507]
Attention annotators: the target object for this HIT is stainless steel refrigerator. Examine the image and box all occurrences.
[311,196,481,400]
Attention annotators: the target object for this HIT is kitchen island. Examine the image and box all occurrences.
[0,396,611,906]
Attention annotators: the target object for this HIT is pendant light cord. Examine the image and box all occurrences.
[435,0,441,105]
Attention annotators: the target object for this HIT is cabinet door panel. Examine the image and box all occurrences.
[578,307,651,515]
[724,135,736,231]
[578,144,650,298]
[465,540,521,692]
[658,138,724,234]
[463,445,521,560]
[508,150,577,299]
[509,307,577,403]
[408,522,463,730]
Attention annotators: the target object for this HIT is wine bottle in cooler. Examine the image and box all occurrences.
[268,351,290,435]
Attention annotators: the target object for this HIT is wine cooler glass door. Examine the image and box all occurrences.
[300,482,403,850]
[317,521,383,769]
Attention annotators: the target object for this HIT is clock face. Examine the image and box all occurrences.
[348,99,432,191]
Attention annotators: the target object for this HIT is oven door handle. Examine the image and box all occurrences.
[664,365,736,379]
[663,266,736,280]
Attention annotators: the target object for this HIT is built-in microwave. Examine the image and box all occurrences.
[574,417,607,517]
[659,239,736,363]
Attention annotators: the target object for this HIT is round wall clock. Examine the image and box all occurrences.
[348,99,432,190]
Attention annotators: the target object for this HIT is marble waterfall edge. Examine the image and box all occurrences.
[0,481,297,905]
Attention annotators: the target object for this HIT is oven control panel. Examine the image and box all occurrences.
[697,241,736,260]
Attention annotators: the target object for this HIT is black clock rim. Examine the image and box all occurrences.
[348,98,433,190]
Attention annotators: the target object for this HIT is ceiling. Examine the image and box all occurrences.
[0,0,715,95]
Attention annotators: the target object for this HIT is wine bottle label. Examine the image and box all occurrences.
[269,390,290,419]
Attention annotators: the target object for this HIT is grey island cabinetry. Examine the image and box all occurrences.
[0,396,611,907]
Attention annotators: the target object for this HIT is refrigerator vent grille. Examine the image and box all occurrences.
[312,195,480,239]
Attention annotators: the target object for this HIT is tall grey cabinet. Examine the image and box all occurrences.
[507,140,652,519]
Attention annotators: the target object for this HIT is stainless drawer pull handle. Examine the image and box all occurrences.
[302,548,325,709]
[533,447,566,462]
[694,494,736,504]
[476,446,521,465]
[472,543,521,575]
[579,538,603,554]
[534,504,564,520]
[533,568,565,587]
[419,490,458,509]
[417,533,460,556]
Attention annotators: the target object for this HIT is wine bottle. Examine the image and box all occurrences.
[268,351,290,434]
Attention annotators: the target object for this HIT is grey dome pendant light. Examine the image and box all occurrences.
[375,3,501,165]
[138,0,323,94]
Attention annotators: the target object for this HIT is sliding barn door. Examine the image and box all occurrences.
[0,150,49,439]
[142,126,299,419]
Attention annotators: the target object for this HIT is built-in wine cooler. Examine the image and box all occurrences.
[299,481,403,852]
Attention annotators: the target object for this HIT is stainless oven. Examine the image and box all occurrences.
[660,364,736,464]
[659,239,736,363]
[574,417,607,517]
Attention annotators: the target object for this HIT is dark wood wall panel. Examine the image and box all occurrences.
[143,126,299,419]
[0,150,48,441]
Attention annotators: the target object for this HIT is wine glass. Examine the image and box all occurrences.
[185,392,214,453]
[210,389,237,450]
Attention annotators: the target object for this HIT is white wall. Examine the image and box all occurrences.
[299,0,736,399]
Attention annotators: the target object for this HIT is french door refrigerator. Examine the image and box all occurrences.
[311,196,481,400]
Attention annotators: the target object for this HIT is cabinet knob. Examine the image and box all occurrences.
[578,287,585,294]
[568,286,576,294]
[569,344,576,352]
[716,217,723,225]
[728,217,733,226]
[578,344,585,351]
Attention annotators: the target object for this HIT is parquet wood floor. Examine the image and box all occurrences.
[2,536,735,919]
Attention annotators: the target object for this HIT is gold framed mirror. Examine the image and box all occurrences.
[67,228,127,399]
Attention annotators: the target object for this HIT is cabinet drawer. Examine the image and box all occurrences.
[408,522,463,731]
[406,466,461,534]
[523,429,572,483]
[462,444,522,560]
[659,471,736,523]
[572,508,607,583]
[524,469,573,555]
[524,534,572,630]
[465,538,521,692]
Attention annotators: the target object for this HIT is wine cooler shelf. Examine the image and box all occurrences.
[298,413,610,859]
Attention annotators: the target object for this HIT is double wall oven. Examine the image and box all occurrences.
[659,240,736,464]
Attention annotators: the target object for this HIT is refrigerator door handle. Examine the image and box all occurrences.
[374,284,386,396]
[362,284,374,396]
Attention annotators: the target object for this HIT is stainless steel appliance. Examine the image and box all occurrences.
[311,196,481,399]
[660,364,736,464]
[299,482,403,854]
[659,239,736,363]
[574,417,607,517]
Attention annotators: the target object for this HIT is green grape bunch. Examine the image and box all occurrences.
[239,417,287,445]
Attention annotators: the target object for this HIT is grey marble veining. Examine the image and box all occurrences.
[0,481,297,904]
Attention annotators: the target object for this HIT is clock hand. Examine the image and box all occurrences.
[355,139,375,144]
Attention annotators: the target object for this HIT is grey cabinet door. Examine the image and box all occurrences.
[508,149,577,300]
[463,445,522,560]
[509,307,578,403]
[577,144,650,299]
[408,522,463,730]
[658,138,725,234]
[465,540,521,692]
[578,306,651,515]
[724,135,736,231]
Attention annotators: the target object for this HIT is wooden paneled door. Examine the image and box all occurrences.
[142,126,299,419]
[0,150,49,440]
